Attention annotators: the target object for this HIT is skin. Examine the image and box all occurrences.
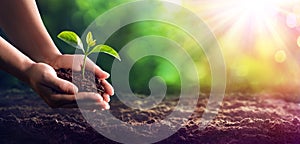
[0,0,113,109]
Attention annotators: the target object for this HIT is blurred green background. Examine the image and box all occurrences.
[0,0,133,90]
[1,0,205,95]
[1,0,300,95]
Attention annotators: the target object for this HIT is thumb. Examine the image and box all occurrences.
[44,75,78,94]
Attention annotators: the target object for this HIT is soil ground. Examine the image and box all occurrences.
[1,89,300,144]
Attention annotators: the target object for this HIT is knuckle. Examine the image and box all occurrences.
[90,93,102,101]
[58,83,67,90]
[59,83,71,93]
[41,69,54,81]
[41,71,50,80]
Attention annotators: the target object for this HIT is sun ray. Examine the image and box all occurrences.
[182,0,300,91]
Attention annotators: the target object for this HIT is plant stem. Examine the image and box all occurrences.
[82,46,91,79]
[86,46,90,54]
[82,54,87,79]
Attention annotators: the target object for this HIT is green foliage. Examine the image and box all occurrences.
[88,45,121,60]
[129,56,181,95]
[58,31,120,78]
[86,32,96,47]
[57,31,84,51]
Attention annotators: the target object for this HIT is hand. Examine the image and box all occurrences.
[25,62,110,109]
[48,54,114,103]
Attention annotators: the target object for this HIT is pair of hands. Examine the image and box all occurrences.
[25,54,113,110]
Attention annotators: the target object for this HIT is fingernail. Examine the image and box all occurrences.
[105,104,110,110]
[104,94,110,102]
[96,94,103,101]
[73,86,79,93]
[111,89,115,96]
[104,71,110,78]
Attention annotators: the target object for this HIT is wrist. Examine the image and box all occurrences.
[31,44,62,66]
[20,60,36,83]
[41,52,61,67]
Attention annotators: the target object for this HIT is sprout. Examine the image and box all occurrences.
[57,31,120,78]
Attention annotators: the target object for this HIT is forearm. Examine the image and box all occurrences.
[0,37,34,82]
[0,0,61,64]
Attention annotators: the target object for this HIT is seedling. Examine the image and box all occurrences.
[57,31,120,78]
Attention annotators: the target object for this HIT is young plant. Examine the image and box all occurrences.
[57,31,120,78]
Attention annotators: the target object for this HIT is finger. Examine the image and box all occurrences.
[75,92,103,102]
[85,58,110,80]
[72,92,110,110]
[74,92,110,110]
[52,54,77,70]
[43,74,78,94]
[61,100,110,110]
[101,80,114,95]
[49,92,107,109]
[55,55,110,80]
[103,93,110,102]
[38,86,76,108]
[53,55,85,71]
[39,82,110,109]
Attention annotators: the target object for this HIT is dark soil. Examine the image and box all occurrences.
[55,68,105,94]
[1,90,300,144]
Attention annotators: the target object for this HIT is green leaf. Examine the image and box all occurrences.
[86,32,96,47]
[88,45,121,61]
[57,31,84,53]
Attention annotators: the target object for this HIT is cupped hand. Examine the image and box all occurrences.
[25,62,110,109]
[49,54,114,96]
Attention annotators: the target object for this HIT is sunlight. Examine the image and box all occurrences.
[220,0,289,54]
[240,0,276,19]
[194,0,294,52]
[182,0,300,91]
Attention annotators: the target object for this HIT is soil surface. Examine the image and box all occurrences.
[1,90,300,144]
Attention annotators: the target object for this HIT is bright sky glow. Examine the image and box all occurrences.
[182,0,300,90]
[240,0,277,18]
[185,0,298,56]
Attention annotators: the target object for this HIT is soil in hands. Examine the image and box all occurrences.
[55,68,105,94]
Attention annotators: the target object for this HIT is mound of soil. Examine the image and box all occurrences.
[55,68,105,94]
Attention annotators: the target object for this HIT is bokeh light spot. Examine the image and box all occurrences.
[286,13,298,28]
[274,50,287,63]
[297,36,300,48]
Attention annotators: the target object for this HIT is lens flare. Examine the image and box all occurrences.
[183,0,300,91]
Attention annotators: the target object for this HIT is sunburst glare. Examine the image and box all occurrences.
[183,0,300,92]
